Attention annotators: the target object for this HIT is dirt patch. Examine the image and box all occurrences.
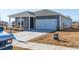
[29,25,79,49]
[13,46,31,50]
[4,28,20,33]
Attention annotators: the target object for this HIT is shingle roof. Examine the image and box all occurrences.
[34,9,62,16]
[8,9,71,19]
[8,11,35,18]
[34,9,72,19]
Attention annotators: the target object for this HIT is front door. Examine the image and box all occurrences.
[30,17,34,29]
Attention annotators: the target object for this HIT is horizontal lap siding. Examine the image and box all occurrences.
[64,19,72,28]
[60,16,72,30]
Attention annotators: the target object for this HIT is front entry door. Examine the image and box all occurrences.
[30,17,34,29]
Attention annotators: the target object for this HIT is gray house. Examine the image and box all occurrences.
[8,9,72,31]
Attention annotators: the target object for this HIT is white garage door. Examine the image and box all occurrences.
[36,19,57,31]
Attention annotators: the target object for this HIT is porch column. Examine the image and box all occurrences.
[28,16,30,30]
[19,17,22,30]
[15,18,17,30]
[9,17,12,33]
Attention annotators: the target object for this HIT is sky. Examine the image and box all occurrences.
[0,9,79,22]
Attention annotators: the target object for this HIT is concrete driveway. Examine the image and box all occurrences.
[13,31,47,42]
[12,31,77,50]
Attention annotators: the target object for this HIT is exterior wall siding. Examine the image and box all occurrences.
[15,17,20,27]
[60,16,72,30]
[24,18,28,30]
[64,18,72,29]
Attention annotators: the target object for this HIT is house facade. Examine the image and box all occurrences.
[8,9,72,31]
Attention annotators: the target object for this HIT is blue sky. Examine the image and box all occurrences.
[0,9,79,22]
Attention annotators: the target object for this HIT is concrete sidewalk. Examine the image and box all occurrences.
[13,40,77,50]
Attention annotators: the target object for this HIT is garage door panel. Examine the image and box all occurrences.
[36,19,57,30]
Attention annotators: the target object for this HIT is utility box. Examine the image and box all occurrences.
[53,34,59,40]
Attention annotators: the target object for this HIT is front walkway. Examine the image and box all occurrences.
[13,40,77,50]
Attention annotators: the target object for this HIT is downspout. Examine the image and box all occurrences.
[57,15,60,31]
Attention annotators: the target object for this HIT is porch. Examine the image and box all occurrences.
[8,11,36,31]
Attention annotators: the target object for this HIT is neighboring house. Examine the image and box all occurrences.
[0,20,8,26]
[0,20,8,29]
[8,9,72,31]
